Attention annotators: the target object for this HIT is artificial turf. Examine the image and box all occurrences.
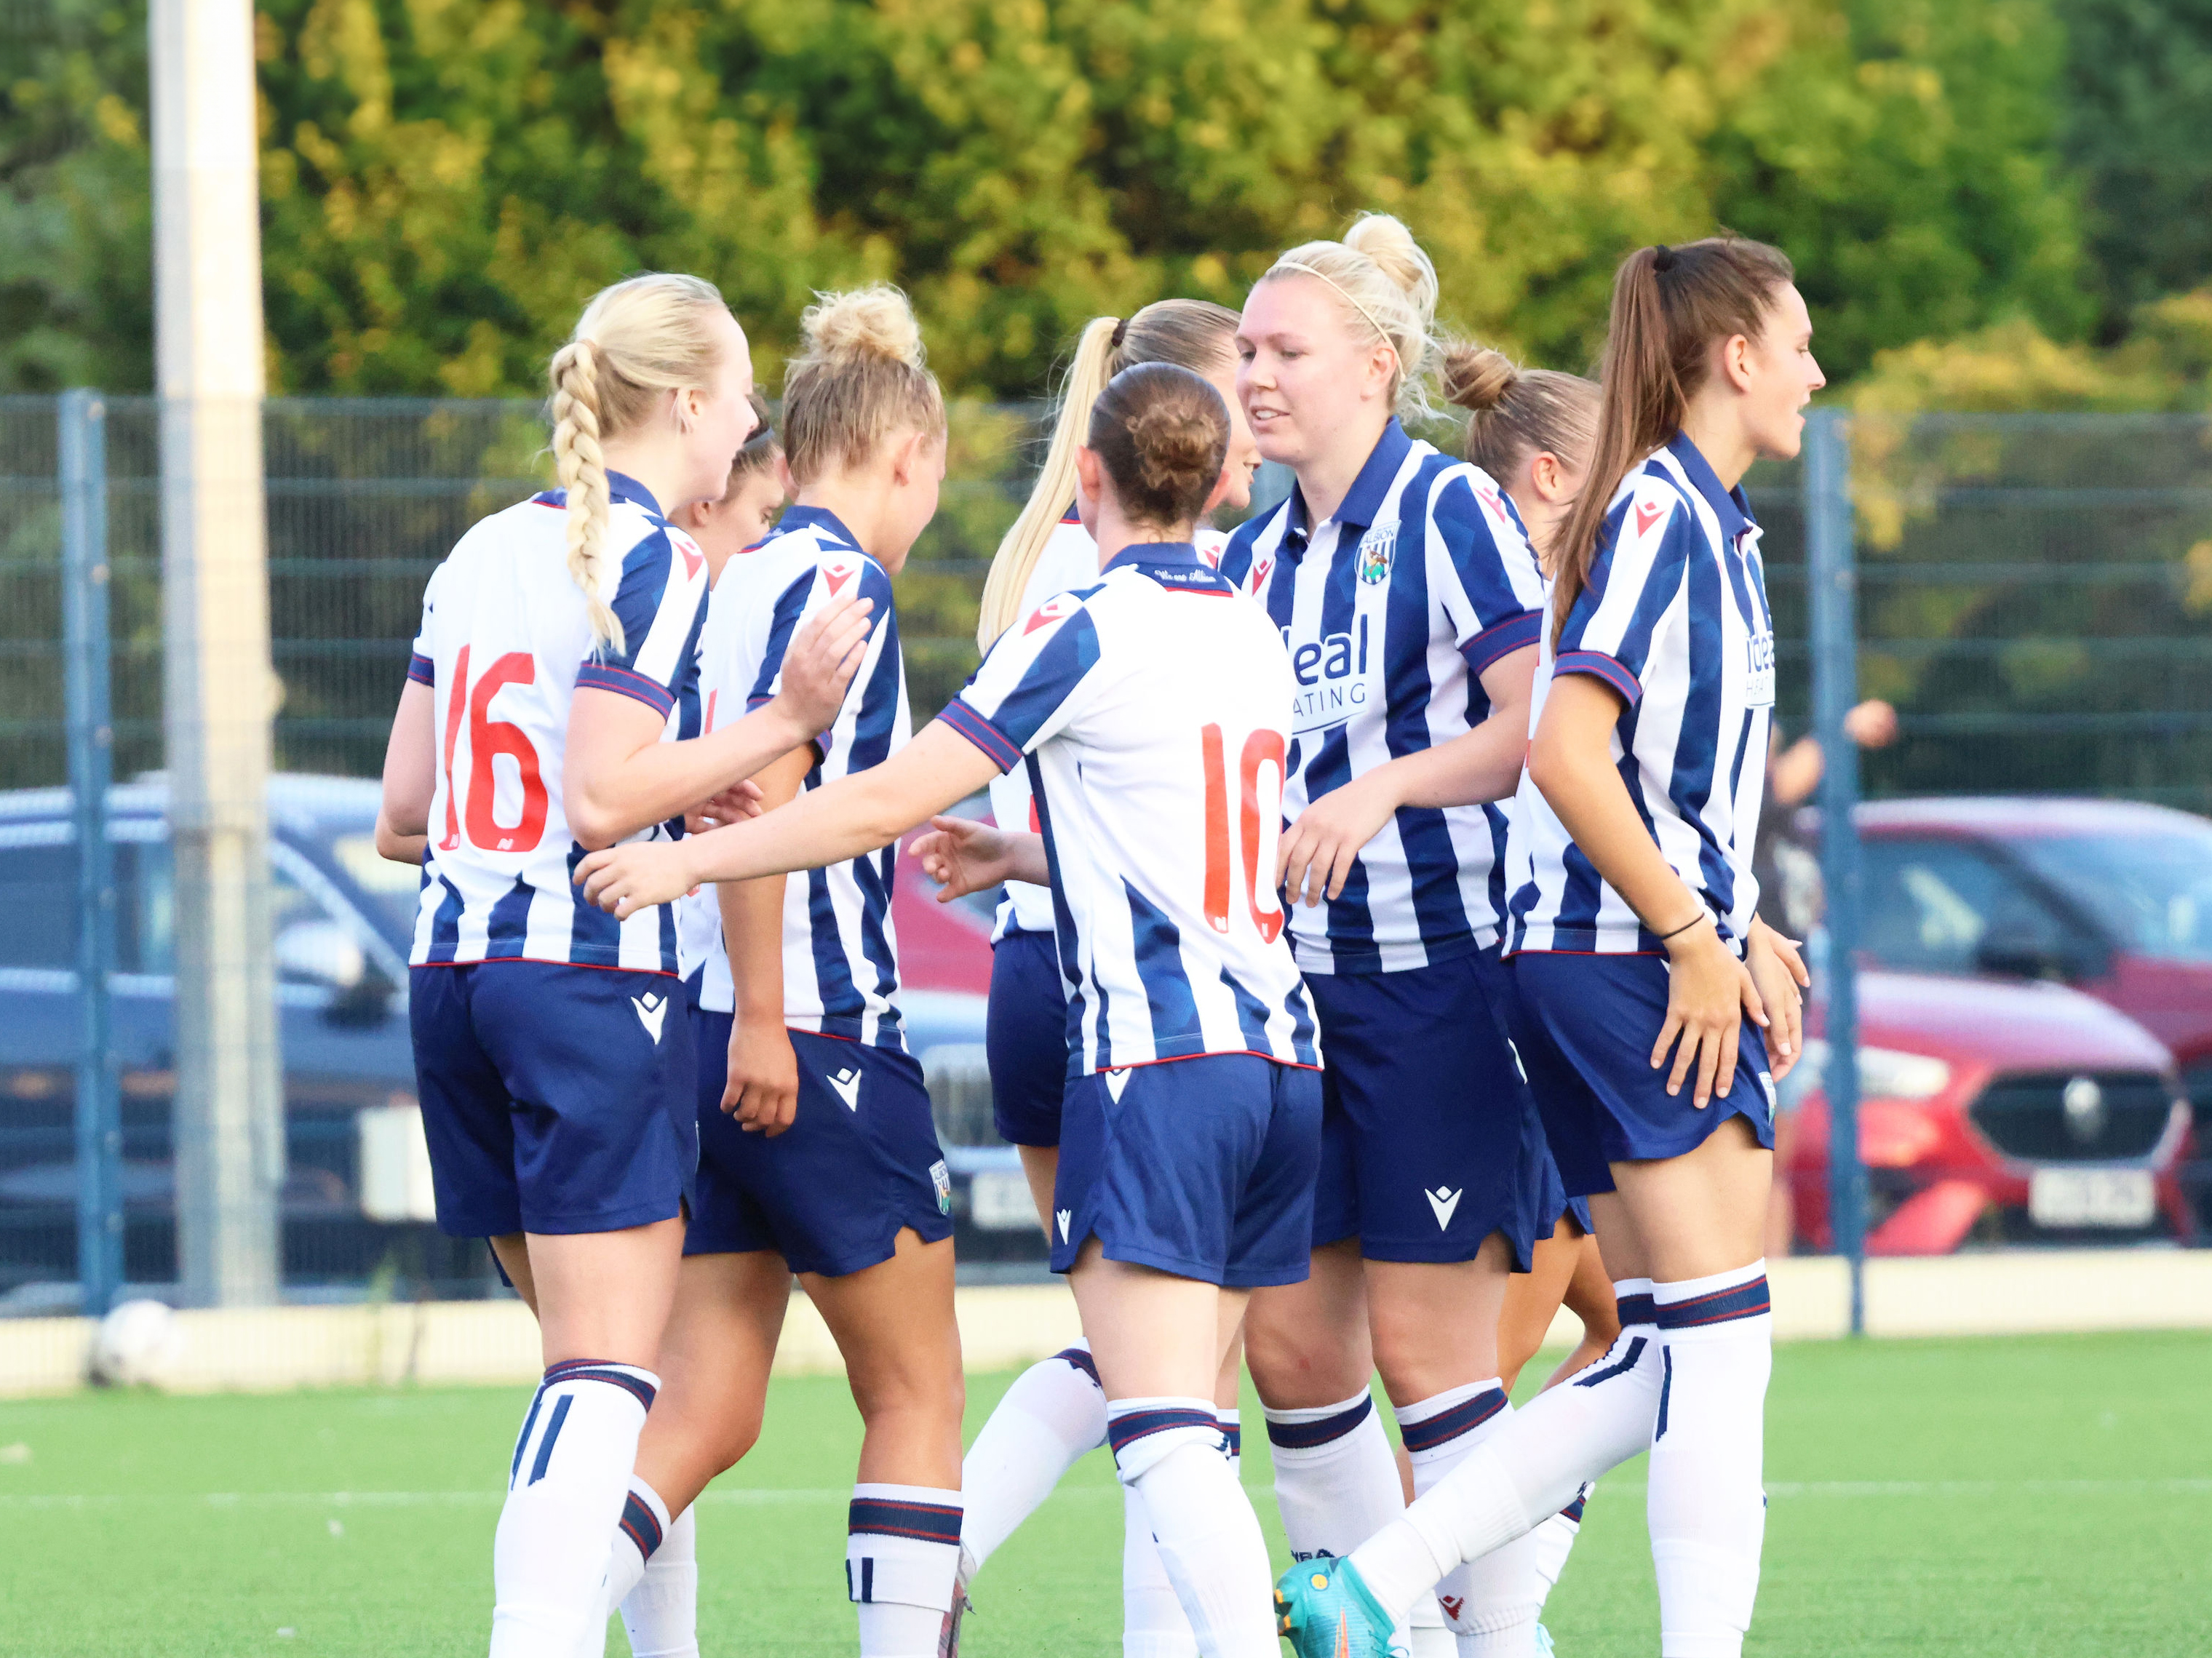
[0,1330,2205,1656]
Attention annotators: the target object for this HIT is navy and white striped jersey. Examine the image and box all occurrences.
[677,506,914,1048]
[407,471,709,974]
[987,511,1228,942]
[1505,434,1775,956]
[1218,419,1546,975]
[942,543,1319,1075]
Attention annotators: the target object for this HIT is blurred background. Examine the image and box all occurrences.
[0,0,2208,1318]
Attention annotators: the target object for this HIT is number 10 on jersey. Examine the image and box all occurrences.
[1201,723,1286,943]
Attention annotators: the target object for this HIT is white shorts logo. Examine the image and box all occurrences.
[1055,1208,1073,1244]
[631,992,667,1045]
[1425,1186,1463,1231]
[1105,1067,1131,1101]
[828,1066,862,1111]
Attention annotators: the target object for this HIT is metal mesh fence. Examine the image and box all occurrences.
[0,399,2205,1314]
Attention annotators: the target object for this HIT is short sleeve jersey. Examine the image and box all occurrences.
[985,511,1227,941]
[1505,434,1775,957]
[941,543,1320,1075]
[1218,419,1546,975]
[677,506,915,1049]
[407,471,710,974]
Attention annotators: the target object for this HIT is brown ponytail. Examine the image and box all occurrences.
[1551,237,1794,644]
[1087,363,1230,534]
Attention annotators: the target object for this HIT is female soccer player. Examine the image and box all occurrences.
[1217,215,1552,1656]
[581,361,1323,1658]
[373,271,871,1658]
[954,298,1262,1658]
[1275,237,1819,1658]
[585,285,966,1658]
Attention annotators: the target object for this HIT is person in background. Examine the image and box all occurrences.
[667,391,787,585]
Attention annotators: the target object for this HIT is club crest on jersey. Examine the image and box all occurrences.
[1025,591,1082,635]
[929,1159,952,1216]
[1355,519,1399,585]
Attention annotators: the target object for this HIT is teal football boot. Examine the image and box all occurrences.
[1273,1555,1401,1658]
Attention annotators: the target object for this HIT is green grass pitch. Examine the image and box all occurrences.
[0,1331,2206,1655]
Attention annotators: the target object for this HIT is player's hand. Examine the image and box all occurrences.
[1653,916,1767,1109]
[685,778,766,835]
[576,840,699,917]
[725,1013,800,1136]
[772,595,875,738]
[1744,918,1810,1083]
[912,815,1017,901]
[1278,770,1399,906]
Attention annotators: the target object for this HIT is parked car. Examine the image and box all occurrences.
[1855,797,2212,1111]
[1785,968,2193,1254]
[0,775,1037,1304]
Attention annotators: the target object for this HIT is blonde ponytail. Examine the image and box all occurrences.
[976,298,1241,648]
[978,316,1120,649]
[782,284,947,486]
[546,271,733,654]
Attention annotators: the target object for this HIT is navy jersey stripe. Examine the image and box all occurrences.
[747,570,816,706]
[1124,882,1200,1052]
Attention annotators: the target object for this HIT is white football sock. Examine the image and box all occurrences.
[1529,1486,1590,1612]
[960,1343,1106,1574]
[1396,1382,1538,1658]
[490,1360,658,1658]
[1111,1398,1274,1658]
[1650,1263,1772,1658]
[848,1483,963,1658]
[1265,1386,1431,1650]
[610,1479,698,1658]
[1123,1479,1198,1658]
[1349,1285,1661,1618]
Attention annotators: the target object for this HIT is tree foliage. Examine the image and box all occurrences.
[0,0,2139,397]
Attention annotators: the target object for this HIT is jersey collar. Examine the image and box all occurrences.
[605,469,664,518]
[1284,416,1412,554]
[1663,433,1757,541]
[772,503,864,552]
[1102,540,1201,575]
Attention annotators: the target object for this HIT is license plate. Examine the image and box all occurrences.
[2028,1168,2155,1228]
[967,1169,1041,1232]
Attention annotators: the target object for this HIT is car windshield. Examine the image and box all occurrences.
[329,832,425,948]
[2008,830,2212,963]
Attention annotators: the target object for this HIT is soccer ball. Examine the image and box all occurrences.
[89,1298,183,1387]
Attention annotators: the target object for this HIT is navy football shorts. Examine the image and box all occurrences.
[987,928,1069,1147]
[410,961,697,1238]
[685,1004,954,1278]
[1508,950,1776,1200]
[1305,946,1547,1269]
[1051,1051,1321,1288]
[1467,946,1594,1240]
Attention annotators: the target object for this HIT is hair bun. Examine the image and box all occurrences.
[1342,212,1439,328]
[800,284,926,368]
[1441,343,1519,412]
[1126,401,1221,498]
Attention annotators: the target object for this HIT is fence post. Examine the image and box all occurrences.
[60,390,124,1317]
[1804,409,1867,1334]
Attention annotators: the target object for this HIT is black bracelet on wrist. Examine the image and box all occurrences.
[1656,913,1708,943]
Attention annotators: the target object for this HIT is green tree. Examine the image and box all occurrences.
[2052,0,2212,336]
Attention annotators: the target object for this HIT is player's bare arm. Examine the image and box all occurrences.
[911,815,1050,900]
[565,593,875,849]
[578,720,1003,915]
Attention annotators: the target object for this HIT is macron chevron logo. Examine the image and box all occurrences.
[1105,1067,1131,1101]
[828,1067,862,1111]
[631,992,667,1045]
[821,560,857,598]
[1025,591,1081,635]
[1425,1186,1463,1231]
[1633,500,1665,538]
[1056,1208,1072,1243]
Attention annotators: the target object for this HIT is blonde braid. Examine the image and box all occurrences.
[550,338,624,655]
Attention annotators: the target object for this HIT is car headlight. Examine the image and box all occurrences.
[1795,1040,1952,1102]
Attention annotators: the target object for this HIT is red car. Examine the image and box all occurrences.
[1786,968,2193,1254]
[1854,797,2212,1117]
